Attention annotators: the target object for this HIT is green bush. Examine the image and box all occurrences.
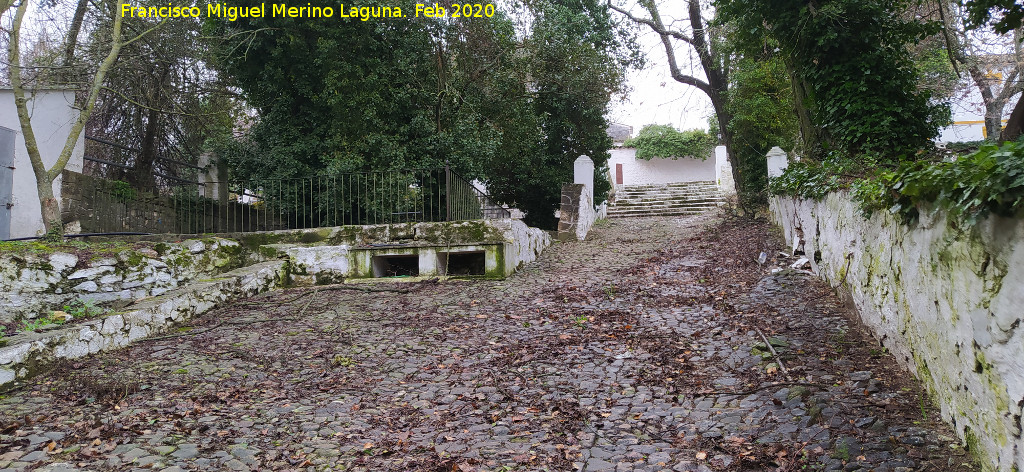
[857,141,1024,224]
[768,158,850,200]
[624,124,716,160]
[109,180,137,204]
[775,141,1024,226]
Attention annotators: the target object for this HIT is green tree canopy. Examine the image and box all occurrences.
[716,0,946,161]
[209,0,638,229]
[624,125,716,160]
[726,54,799,202]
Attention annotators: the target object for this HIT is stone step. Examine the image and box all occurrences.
[616,191,722,198]
[606,207,720,218]
[608,202,723,211]
[609,180,724,218]
[617,186,721,192]
[617,190,719,195]
[619,180,718,189]
[610,195,724,203]
[608,201,722,210]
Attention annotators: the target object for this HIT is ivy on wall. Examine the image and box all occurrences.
[771,141,1024,225]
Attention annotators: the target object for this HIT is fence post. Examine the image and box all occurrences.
[445,162,451,222]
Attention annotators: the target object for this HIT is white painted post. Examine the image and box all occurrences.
[574,155,594,206]
[714,146,736,195]
[767,146,789,178]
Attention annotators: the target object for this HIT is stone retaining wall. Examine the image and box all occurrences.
[558,184,598,241]
[770,192,1023,471]
[0,261,287,392]
[1,237,256,325]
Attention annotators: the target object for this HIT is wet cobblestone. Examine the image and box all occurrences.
[0,215,976,471]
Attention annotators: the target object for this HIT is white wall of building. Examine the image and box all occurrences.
[0,89,85,238]
[608,147,717,186]
[938,66,1017,143]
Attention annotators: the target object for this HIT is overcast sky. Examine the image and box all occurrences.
[3,0,714,138]
[605,1,715,137]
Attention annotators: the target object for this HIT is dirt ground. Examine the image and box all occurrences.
[0,214,978,471]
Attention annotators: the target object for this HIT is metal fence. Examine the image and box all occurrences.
[72,167,511,234]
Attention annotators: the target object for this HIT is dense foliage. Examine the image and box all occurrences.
[964,0,1024,32]
[209,0,636,229]
[716,0,946,161]
[726,55,799,205]
[623,125,716,160]
[769,140,1024,226]
[854,141,1024,224]
[767,158,845,201]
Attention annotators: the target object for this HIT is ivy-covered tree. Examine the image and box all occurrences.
[717,0,946,161]
[726,54,799,203]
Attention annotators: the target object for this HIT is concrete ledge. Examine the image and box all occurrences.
[0,260,287,392]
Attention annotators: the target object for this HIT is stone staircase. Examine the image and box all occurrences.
[607,181,725,218]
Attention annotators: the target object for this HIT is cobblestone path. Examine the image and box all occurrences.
[0,215,978,472]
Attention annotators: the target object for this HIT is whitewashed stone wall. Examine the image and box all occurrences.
[492,218,551,274]
[1,238,250,324]
[770,192,1024,471]
[609,147,717,186]
[0,261,286,392]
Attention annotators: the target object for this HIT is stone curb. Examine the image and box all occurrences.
[0,260,288,392]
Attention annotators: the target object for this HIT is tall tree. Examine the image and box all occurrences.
[83,1,235,190]
[960,0,1024,141]
[5,0,159,233]
[212,0,637,229]
[608,0,746,192]
[938,1,1023,142]
[718,0,945,161]
[726,54,799,201]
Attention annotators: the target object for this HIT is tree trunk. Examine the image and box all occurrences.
[34,172,61,234]
[786,62,824,159]
[7,0,131,235]
[984,101,1005,142]
[132,104,161,191]
[1001,96,1024,142]
[61,0,90,84]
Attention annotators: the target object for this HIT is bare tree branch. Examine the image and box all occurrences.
[607,3,694,45]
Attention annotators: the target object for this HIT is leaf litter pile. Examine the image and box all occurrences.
[0,215,976,471]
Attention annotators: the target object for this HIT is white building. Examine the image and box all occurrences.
[604,123,731,190]
[0,89,85,239]
[938,57,1019,143]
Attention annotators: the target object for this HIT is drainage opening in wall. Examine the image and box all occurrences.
[372,255,420,277]
[439,251,486,276]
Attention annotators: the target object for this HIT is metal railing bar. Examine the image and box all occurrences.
[85,135,138,152]
[84,155,131,169]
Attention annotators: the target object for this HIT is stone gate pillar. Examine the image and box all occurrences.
[574,155,594,206]
[767,146,789,178]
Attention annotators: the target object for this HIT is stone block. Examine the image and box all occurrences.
[73,281,99,292]
[68,266,113,280]
[48,253,79,273]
